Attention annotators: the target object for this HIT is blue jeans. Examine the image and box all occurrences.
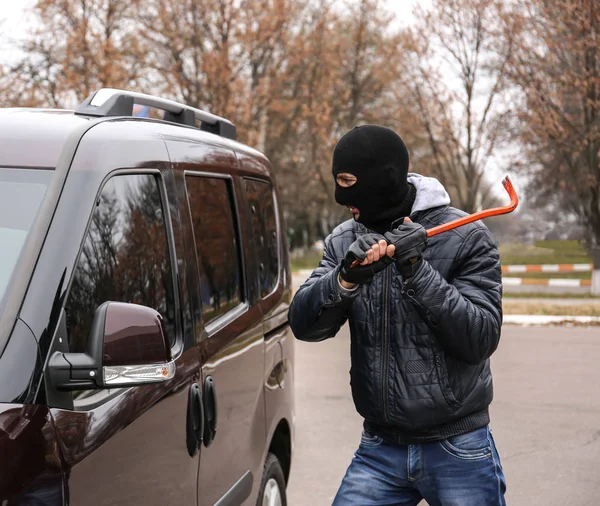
[332,426,506,506]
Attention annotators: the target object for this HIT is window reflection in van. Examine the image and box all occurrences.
[185,176,242,323]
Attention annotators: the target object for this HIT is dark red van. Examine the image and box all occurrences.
[0,89,294,506]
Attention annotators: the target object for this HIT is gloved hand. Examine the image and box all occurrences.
[384,220,428,277]
[339,234,394,285]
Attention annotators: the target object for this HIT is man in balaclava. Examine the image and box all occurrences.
[289,125,506,505]
[333,124,415,234]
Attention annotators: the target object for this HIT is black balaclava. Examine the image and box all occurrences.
[332,125,415,234]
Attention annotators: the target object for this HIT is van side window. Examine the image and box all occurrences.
[185,175,242,323]
[66,174,177,355]
[244,179,279,297]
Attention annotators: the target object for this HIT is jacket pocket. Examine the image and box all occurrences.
[434,352,461,412]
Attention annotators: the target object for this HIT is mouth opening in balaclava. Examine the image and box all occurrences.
[332,125,415,234]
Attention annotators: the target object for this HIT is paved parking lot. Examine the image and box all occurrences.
[287,324,600,505]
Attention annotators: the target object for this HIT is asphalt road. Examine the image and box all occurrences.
[286,325,600,506]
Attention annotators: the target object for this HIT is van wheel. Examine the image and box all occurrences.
[257,453,287,506]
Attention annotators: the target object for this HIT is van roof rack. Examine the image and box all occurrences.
[75,88,236,140]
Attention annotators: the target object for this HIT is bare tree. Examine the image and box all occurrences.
[4,0,146,107]
[398,0,516,213]
[267,0,428,246]
[507,0,600,291]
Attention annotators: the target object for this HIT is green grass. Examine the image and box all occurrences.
[500,240,593,281]
[533,240,589,255]
[291,250,322,272]
[499,240,592,266]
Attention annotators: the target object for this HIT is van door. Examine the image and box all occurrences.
[242,175,295,482]
[46,171,202,505]
[183,172,267,506]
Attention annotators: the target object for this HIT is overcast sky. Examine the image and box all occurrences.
[0,0,35,59]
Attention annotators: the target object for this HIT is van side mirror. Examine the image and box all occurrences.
[49,302,175,391]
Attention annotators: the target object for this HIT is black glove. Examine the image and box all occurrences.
[339,233,394,285]
[384,221,428,277]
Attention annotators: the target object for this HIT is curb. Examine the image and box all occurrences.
[502,263,593,273]
[503,277,591,287]
[503,315,600,326]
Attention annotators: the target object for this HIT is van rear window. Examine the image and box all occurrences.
[0,168,52,305]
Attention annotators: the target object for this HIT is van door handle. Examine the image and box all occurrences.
[186,382,204,457]
[203,376,218,447]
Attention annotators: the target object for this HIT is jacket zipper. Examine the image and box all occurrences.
[381,267,390,423]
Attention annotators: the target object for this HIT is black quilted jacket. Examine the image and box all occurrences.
[289,204,503,442]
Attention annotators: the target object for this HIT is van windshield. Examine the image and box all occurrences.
[0,168,53,306]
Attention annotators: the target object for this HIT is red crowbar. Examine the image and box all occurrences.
[351,175,519,267]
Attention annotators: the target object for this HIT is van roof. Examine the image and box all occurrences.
[0,108,271,175]
[0,109,91,168]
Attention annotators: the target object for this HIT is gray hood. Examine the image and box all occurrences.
[408,173,451,214]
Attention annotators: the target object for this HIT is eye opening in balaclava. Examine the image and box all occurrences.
[332,125,414,234]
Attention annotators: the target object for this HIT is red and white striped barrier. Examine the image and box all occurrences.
[296,266,595,289]
[502,278,591,287]
[502,263,594,289]
[502,263,592,273]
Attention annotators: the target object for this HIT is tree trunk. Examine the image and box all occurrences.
[256,73,270,153]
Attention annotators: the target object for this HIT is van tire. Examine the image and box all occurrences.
[257,453,287,506]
